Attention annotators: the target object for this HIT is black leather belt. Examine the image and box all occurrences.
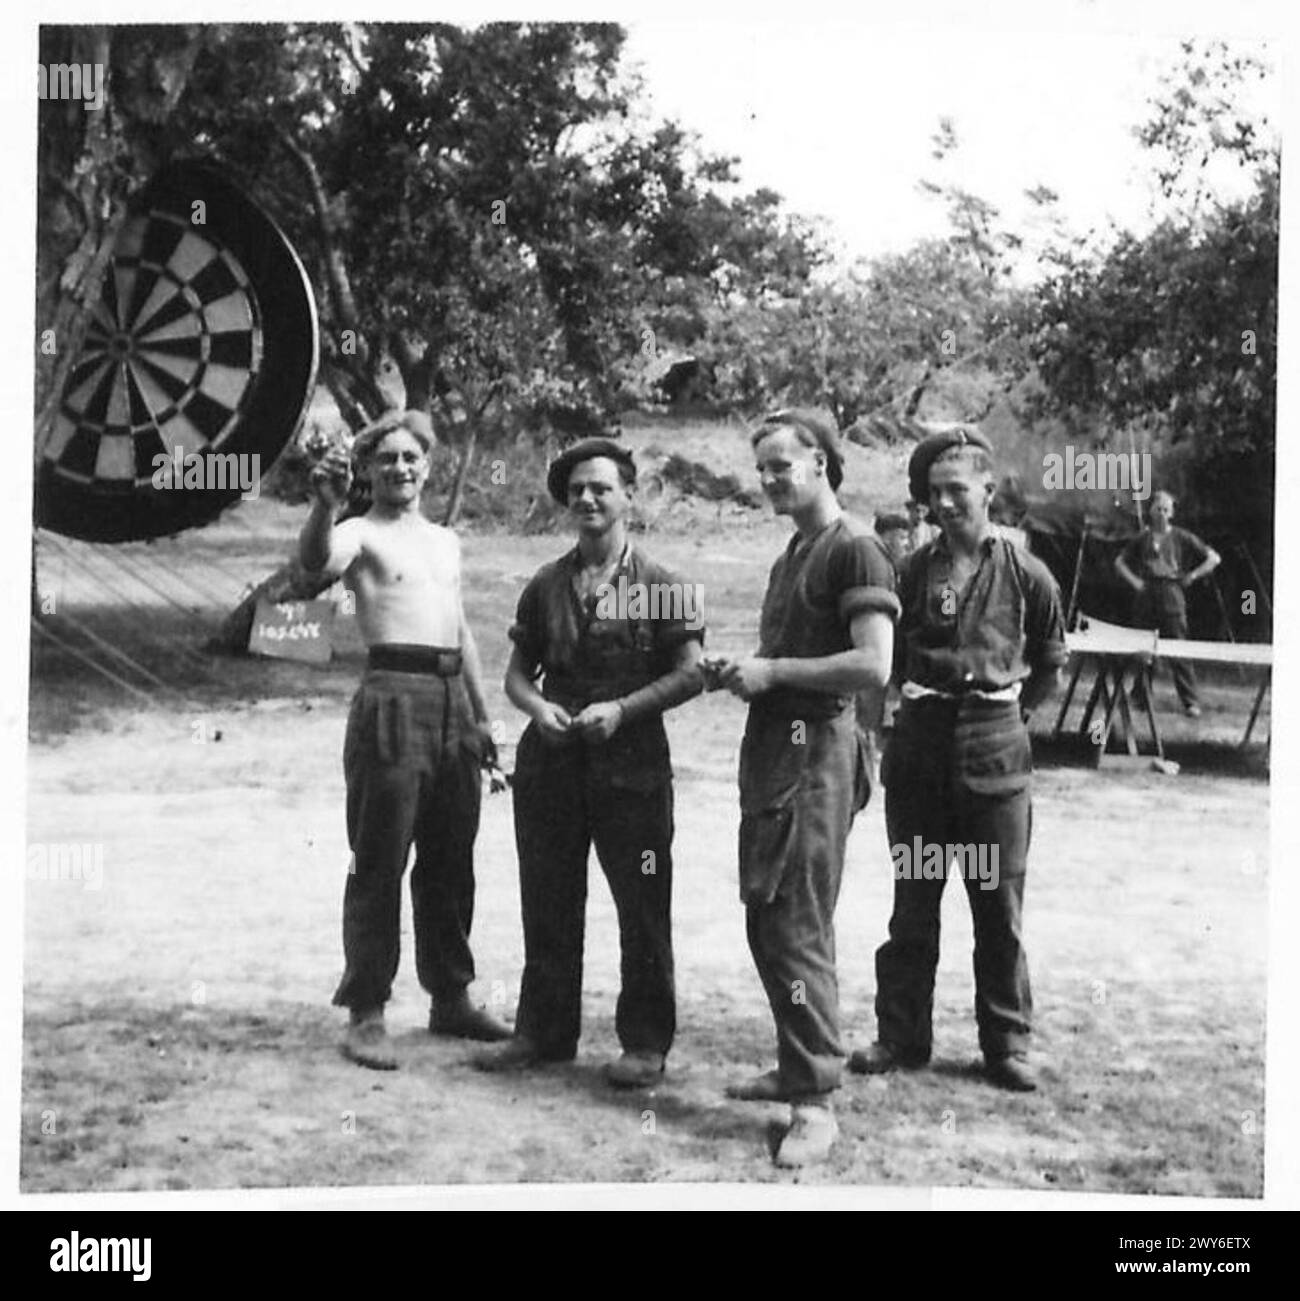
[367,645,463,676]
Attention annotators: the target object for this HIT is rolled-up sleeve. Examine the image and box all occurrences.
[1023,558,1068,671]
[508,577,544,674]
[832,533,901,625]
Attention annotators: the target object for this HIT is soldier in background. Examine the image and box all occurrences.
[1115,490,1220,718]
[874,512,912,570]
[906,498,939,553]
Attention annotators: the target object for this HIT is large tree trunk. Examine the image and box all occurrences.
[390,331,435,414]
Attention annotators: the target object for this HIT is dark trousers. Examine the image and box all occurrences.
[740,708,865,1098]
[332,667,481,1012]
[745,855,846,1099]
[1137,582,1198,708]
[874,699,1033,1060]
[512,727,676,1058]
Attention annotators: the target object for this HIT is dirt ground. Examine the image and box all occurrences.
[22,501,1270,1198]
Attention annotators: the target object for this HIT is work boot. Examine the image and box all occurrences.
[341,1007,398,1071]
[725,1069,787,1102]
[774,1104,838,1168]
[429,991,512,1042]
[985,1053,1038,1092]
[472,1035,573,1073]
[605,1051,666,1089]
[846,1041,928,1075]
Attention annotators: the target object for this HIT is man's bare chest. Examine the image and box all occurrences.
[357,529,458,592]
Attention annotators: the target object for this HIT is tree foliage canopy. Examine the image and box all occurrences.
[38,28,1276,554]
[1010,40,1277,567]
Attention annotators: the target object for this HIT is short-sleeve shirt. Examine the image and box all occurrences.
[755,514,901,719]
[1120,525,1210,582]
[509,541,703,711]
[895,531,1067,692]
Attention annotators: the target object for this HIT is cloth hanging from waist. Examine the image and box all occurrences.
[901,679,1022,703]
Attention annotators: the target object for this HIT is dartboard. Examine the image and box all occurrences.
[36,160,319,542]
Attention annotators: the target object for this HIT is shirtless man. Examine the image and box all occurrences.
[300,409,510,1069]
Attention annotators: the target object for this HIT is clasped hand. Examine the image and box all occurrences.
[702,654,775,701]
[533,698,624,742]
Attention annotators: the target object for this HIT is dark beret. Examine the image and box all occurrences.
[907,425,993,504]
[753,407,844,489]
[546,437,637,505]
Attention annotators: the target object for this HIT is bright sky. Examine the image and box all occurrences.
[5,1,1281,277]
[621,11,1280,271]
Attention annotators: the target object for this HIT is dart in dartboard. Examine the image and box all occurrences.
[36,160,319,543]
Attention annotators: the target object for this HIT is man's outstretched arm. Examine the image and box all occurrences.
[299,477,363,578]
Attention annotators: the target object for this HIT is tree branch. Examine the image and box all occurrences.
[273,122,361,332]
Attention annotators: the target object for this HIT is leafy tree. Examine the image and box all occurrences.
[38,22,829,533]
[1013,40,1277,581]
[175,22,830,520]
[692,120,1022,430]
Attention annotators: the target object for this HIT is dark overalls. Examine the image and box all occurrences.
[333,644,486,1014]
[509,544,702,1059]
[740,517,899,1098]
[873,533,1066,1062]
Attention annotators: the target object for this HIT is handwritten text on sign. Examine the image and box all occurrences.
[248,598,335,664]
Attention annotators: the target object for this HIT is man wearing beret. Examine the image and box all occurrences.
[475,438,704,1087]
[851,425,1066,1092]
[707,408,898,1167]
[874,513,913,571]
